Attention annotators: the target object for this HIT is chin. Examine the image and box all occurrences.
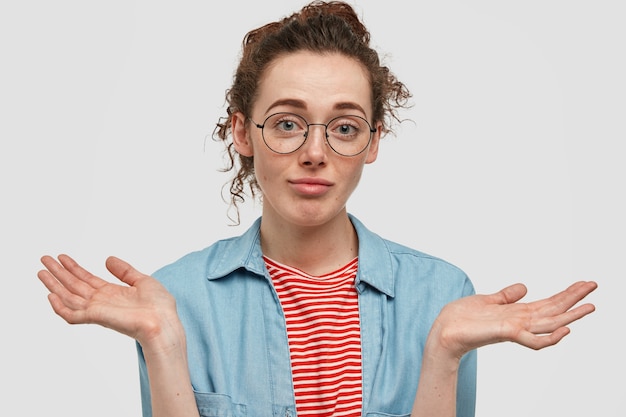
[289,205,347,228]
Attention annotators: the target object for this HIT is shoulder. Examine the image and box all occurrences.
[385,238,467,278]
[351,214,474,298]
[152,218,264,286]
[151,241,226,286]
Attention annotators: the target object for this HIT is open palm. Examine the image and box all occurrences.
[38,254,179,347]
[431,281,597,359]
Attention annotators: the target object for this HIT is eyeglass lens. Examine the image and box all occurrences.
[260,112,373,156]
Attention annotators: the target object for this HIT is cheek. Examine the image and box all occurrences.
[345,158,367,181]
[252,156,277,189]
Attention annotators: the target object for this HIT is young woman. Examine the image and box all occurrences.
[37,2,597,417]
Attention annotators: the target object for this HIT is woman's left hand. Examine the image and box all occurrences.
[429,280,598,360]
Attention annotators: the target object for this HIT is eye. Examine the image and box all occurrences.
[328,116,363,139]
[267,113,306,132]
[266,113,306,136]
[277,120,297,132]
[336,123,357,135]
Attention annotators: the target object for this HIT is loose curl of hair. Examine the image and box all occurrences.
[213,1,412,224]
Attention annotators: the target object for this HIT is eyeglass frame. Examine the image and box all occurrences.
[247,112,377,157]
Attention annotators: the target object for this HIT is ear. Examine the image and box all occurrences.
[232,111,254,157]
[364,121,382,164]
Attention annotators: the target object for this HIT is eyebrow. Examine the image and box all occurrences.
[265,98,368,117]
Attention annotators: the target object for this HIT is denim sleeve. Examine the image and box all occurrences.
[136,341,153,417]
[456,275,477,417]
[457,348,477,417]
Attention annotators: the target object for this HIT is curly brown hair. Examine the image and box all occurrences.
[213,1,411,224]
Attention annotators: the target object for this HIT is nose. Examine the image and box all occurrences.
[300,124,328,166]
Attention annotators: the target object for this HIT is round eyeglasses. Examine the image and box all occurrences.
[248,112,376,156]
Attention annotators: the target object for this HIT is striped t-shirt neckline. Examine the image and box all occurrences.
[264,256,363,417]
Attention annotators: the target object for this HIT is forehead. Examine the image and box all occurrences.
[254,51,373,117]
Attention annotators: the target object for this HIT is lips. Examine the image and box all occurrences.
[289,177,333,196]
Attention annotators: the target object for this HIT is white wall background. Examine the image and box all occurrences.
[1,0,623,415]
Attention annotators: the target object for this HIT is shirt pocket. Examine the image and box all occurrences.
[193,392,247,417]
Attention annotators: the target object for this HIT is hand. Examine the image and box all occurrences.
[429,281,598,360]
[37,254,182,352]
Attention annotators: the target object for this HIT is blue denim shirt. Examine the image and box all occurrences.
[138,215,477,417]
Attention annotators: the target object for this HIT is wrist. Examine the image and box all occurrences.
[423,319,464,371]
[139,316,188,360]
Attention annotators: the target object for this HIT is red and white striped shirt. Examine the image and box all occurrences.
[264,256,363,417]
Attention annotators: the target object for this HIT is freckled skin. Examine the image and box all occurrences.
[233,51,381,230]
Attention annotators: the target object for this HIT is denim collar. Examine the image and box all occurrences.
[206,214,395,297]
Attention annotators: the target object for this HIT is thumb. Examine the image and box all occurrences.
[105,256,144,286]
[491,283,528,305]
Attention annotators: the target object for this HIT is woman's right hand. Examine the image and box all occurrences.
[39,254,200,417]
[38,254,183,354]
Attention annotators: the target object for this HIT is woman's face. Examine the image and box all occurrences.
[232,51,381,228]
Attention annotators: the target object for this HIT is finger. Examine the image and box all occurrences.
[37,267,90,311]
[530,302,596,334]
[46,292,92,324]
[554,281,598,310]
[516,327,571,350]
[37,264,65,295]
[57,254,109,290]
[531,281,598,317]
[105,256,145,287]
[40,255,96,299]
[38,268,92,323]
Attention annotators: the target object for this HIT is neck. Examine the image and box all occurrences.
[260,210,358,276]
